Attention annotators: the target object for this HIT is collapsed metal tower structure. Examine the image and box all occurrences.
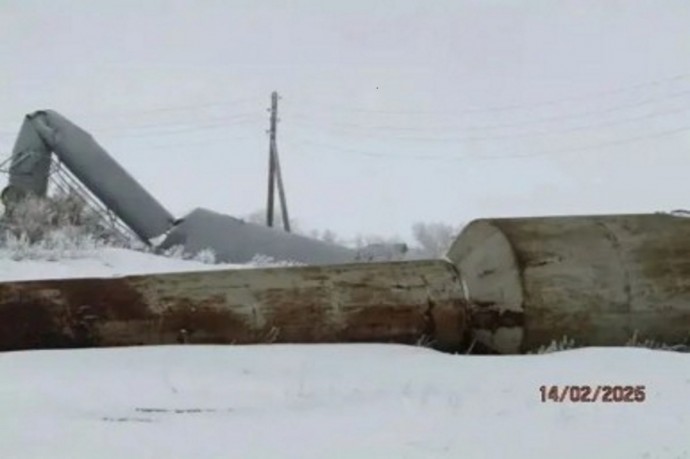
[2,109,385,264]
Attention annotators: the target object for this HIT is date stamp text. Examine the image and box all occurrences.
[539,385,646,403]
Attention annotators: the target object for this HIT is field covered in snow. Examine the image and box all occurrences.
[0,246,249,282]
[1,344,689,459]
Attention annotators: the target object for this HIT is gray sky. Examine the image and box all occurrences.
[2,0,690,243]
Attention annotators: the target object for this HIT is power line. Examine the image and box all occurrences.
[284,124,690,162]
[0,114,265,138]
[2,72,687,136]
[0,96,264,126]
[93,118,264,138]
[294,72,690,116]
[287,88,690,133]
[286,104,690,144]
[83,96,263,117]
[1,70,686,128]
[76,113,264,133]
[114,135,256,150]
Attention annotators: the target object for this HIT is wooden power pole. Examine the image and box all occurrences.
[265,91,291,232]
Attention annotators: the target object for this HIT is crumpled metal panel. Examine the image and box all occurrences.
[0,259,467,353]
[160,208,359,265]
[448,213,690,353]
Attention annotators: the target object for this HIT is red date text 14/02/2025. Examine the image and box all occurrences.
[539,385,646,403]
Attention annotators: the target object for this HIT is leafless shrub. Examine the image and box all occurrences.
[160,245,218,264]
[0,188,129,259]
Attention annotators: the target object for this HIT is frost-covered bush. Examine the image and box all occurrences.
[531,332,690,354]
[625,331,690,352]
[49,189,127,246]
[192,248,217,264]
[160,245,218,265]
[532,336,578,354]
[159,249,304,267]
[160,244,186,260]
[2,194,57,243]
[3,190,122,241]
[248,254,306,267]
[1,226,102,261]
[0,190,124,260]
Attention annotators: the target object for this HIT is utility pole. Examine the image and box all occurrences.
[265,91,291,232]
[266,92,277,228]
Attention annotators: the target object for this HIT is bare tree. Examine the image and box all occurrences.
[410,222,460,258]
[320,229,338,244]
[352,233,404,249]
[244,209,461,260]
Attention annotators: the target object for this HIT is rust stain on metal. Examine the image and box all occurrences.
[0,259,468,353]
[158,303,254,344]
[450,214,690,353]
[0,277,153,350]
[346,304,427,343]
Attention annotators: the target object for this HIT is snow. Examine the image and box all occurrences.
[0,247,250,282]
[0,344,688,459]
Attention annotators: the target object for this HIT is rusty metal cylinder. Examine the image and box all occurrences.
[0,259,467,353]
[447,213,690,353]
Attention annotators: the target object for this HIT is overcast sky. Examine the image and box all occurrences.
[2,0,690,243]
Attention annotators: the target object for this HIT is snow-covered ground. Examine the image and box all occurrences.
[0,246,251,282]
[0,344,688,459]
